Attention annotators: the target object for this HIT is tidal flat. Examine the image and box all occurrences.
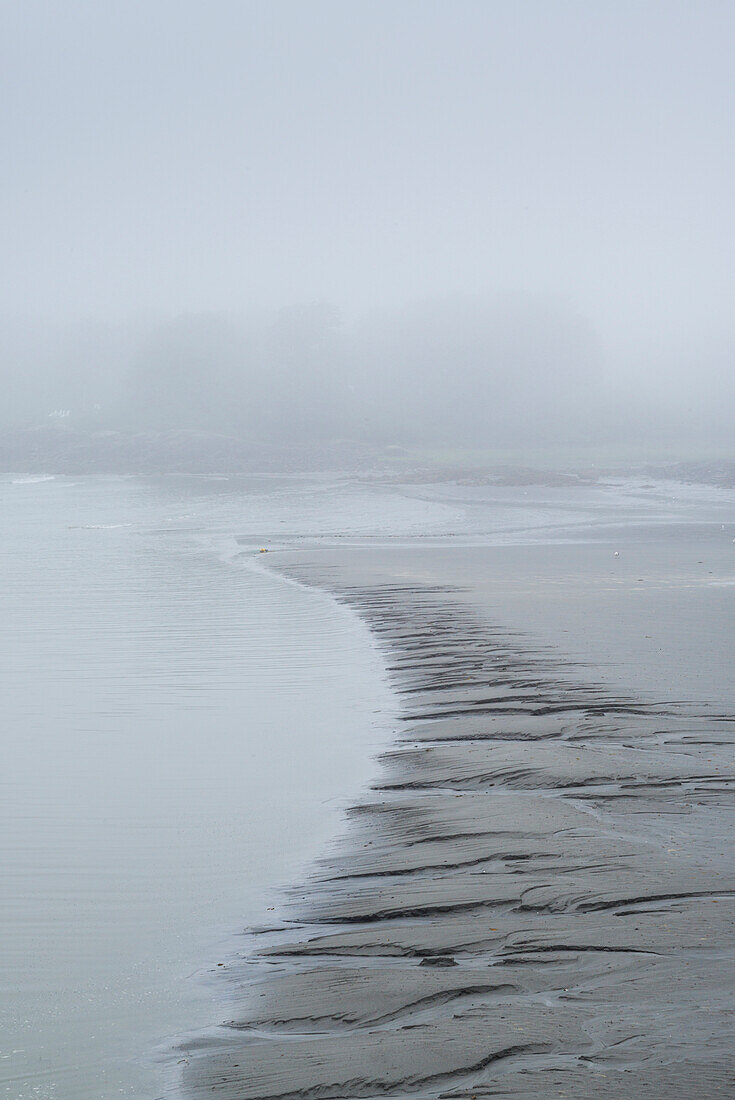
[182,524,735,1099]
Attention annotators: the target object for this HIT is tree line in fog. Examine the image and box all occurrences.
[4,295,733,451]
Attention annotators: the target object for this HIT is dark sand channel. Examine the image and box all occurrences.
[182,527,735,1099]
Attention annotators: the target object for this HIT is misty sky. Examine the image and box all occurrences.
[3,1,735,444]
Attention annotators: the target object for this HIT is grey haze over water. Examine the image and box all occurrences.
[3,2,735,451]
[4,5,735,1097]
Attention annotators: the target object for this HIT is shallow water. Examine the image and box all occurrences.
[1,475,405,1099]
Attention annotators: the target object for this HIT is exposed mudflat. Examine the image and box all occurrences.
[181,550,735,1099]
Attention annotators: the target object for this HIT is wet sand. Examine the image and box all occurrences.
[182,536,735,1099]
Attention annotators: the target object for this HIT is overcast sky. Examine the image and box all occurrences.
[2,1,734,395]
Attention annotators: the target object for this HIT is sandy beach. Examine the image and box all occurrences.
[181,526,735,1099]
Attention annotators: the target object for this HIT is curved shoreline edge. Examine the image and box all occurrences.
[179,559,735,1100]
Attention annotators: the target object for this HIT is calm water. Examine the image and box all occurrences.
[1,475,409,1100]
[2,472,734,1099]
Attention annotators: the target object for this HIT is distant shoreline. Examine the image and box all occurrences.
[3,425,735,489]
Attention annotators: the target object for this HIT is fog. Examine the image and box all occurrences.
[3,1,735,459]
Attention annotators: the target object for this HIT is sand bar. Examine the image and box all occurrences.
[182,539,735,1099]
